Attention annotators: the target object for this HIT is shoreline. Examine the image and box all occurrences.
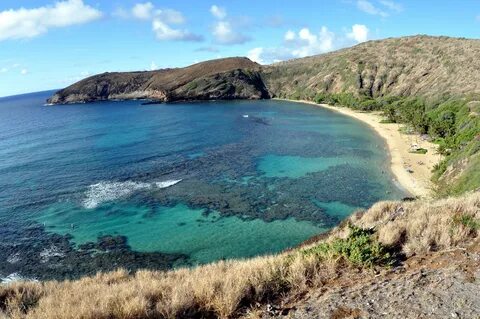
[276,98,442,198]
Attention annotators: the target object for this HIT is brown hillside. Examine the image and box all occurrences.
[264,35,480,99]
[47,57,266,104]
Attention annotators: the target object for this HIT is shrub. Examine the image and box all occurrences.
[409,148,428,154]
[452,214,480,231]
[301,225,393,267]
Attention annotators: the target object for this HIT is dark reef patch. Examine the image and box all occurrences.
[0,222,188,281]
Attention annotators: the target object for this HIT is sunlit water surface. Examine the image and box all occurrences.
[0,91,406,280]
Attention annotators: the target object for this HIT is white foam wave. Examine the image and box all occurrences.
[1,273,38,284]
[83,181,151,209]
[40,245,65,263]
[83,179,182,209]
[156,179,182,188]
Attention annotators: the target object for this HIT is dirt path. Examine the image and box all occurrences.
[258,242,480,319]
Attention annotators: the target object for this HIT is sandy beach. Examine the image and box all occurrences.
[280,99,442,198]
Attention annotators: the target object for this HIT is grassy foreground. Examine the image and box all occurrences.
[1,192,479,319]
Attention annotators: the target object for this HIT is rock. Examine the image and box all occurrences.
[47,57,268,104]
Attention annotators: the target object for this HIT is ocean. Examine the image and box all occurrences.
[0,91,406,280]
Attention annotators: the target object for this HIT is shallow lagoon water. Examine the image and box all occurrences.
[38,202,325,264]
[0,91,406,280]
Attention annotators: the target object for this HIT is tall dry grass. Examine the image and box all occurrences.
[1,192,479,319]
[352,192,480,256]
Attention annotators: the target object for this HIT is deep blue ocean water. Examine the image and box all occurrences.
[0,91,406,280]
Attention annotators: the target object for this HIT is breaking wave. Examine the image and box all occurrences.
[156,179,182,188]
[82,179,182,209]
[0,273,37,284]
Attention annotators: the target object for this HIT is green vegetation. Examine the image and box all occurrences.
[301,225,393,267]
[453,214,480,231]
[379,119,395,124]
[409,148,428,154]
[289,90,480,195]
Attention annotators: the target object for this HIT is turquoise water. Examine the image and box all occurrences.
[0,91,406,280]
[37,202,325,264]
[258,155,356,178]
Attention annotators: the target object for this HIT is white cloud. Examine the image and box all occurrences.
[150,61,158,70]
[247,47,264,64]
[153,19,203,41]
[0,67,8,73]
[356,0,388,17]
[347,24,369,43]
[123,2,201,42]
[284,30,295,41]
[212,21,249,44]
[247,24,371,64]
[158,9,185,25]
[379,0,403,12]
[132,2,154,20]
[285,27,335,58]
[210,6,250,45]
[20,69,28,75]
[118,3,185,24]
[0,0,102,41]
[210,5,226,19]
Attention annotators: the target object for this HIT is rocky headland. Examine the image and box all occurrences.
[47,57,269,104]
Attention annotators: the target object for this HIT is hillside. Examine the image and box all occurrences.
[1,193,479,318]
[264,35,480,99]
[47,57,269,104]
[49,36,480,104]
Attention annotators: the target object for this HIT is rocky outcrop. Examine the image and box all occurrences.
[47,57,269,104]
[171,69,269,101]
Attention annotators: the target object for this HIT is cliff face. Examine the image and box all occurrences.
[47,57,269,104]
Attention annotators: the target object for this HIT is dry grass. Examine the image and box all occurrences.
[1,192,479,319]
[352,192,480,256]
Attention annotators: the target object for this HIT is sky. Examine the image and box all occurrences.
[0,0,480,97]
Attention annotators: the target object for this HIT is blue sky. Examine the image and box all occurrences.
[0,0,479,97]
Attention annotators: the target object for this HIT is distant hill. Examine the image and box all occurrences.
[264,35,480,99]
[49,35,480,104]
[47,57,269,104]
